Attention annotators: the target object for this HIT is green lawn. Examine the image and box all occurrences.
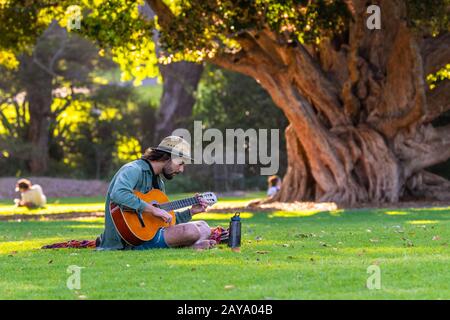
[0,197,106,216]
[0,203,449,299]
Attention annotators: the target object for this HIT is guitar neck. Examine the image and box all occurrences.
[159,197,198,212]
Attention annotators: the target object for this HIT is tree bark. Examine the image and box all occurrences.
[212,0,450,204]
[149,0,450,204]
[268,125,313,203]
[155,61,203,142]
[17,24,69,175]
[25,81,52,174]
[406,170,450,201]
[20,55,53,174]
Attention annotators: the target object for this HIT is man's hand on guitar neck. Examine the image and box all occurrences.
[142,193,208,223]
[190,193,208,215]
[144,204,173,224]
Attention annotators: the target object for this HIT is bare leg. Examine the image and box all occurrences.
[193,221,212,241]
[191,221,215,250]
[164,221,215,249]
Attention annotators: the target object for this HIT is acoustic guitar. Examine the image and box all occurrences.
[110,189,217,246]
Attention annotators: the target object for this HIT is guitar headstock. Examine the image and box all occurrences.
[199,192,218,206]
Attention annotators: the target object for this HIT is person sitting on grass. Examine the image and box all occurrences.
[267,175,282,198]
[245,175,282,208]
[14,178,47,209]
[97,136,217,251]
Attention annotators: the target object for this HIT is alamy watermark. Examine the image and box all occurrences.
[67,265,83,290]
[172,121,279,175]
[366,265,381,290]
[366,5,381,30]
[66,5,82,31]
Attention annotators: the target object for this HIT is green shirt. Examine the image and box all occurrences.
[97,159,192,250]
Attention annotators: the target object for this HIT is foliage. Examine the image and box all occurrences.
[156,0,349,61]
[1,0,449,188]
[427,64,450,90]
[407,0,450,36]
[0,12,163,178]
[2,0,447,63]
[0,0,158,84]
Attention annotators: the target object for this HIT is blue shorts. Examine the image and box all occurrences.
[133,228,169,250]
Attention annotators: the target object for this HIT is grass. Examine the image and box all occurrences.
[0,197,106,216]
[0,192,266,216]
[0,202,449,299]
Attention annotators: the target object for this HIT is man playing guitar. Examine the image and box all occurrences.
[97,136,216,250]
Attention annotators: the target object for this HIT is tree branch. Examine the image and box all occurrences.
[0,108,13,135]
[212,51,259,79]
[49,37,69,73]
[421,33,450,76]
[32,56,59,78]
[398,124,450,176]
[343,0,356,17]
[145,0,175,29]
[212,31,275,80]
[290,45,350,127]
[425,80,450,123]
[248,28,290,67]
[0,96,11,107]
[406,170,450,201]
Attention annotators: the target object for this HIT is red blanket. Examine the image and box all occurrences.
[41,226,229,249]
[41,239,97,249]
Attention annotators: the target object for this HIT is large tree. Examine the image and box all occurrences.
[1,0,449,204]
[146,0,450,204]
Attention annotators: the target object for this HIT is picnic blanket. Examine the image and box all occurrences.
[41,239,98,249]
[41,226,229,249]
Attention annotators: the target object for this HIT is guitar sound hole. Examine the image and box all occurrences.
[150,200,160,208]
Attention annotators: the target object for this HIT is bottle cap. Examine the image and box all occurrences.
[231,212,241,221]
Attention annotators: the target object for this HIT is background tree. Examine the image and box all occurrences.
[19,23,105,174]
[1,0,449,203]
[146,0,450,203]
[0,21,112,174]
[0,3,154,178]
[192,65,289,192]
[140,3,204,144]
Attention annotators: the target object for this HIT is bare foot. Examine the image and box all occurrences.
[192,240,216,250]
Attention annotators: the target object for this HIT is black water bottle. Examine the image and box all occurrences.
[228,212,241,251]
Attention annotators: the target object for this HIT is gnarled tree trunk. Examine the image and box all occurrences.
[212,0,450,205]
[150,0,450,204]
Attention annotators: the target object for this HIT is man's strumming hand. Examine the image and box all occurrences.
[190,193,208,215]
[145,204,173,224]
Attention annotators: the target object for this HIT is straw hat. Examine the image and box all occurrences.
[153,136,192,161]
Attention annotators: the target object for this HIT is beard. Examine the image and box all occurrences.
[162,165,178,180]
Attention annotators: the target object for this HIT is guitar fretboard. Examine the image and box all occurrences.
[159,197,198,212]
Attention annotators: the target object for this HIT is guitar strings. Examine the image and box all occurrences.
[159,197,198,211]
